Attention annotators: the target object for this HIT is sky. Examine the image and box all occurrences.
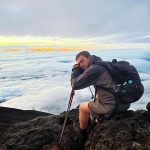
[0,0,150,50]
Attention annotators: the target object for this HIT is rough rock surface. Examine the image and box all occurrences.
[0,103,150,150]
[0,106,50,137]
[86,110,150,150]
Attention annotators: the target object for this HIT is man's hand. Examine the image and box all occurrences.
[72,63,80,70]
[72,63,84,72]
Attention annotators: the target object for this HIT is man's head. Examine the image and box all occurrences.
[76,51,91,70]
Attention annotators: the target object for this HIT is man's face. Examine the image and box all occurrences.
[76,55,90,70]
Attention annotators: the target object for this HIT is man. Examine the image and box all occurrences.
[71,51,130,143]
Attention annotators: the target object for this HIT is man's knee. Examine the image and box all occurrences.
[79,102,89,113]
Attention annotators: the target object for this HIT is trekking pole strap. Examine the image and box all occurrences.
[89,86,94,99]
[67,89,74,111]
[58,88,75,144]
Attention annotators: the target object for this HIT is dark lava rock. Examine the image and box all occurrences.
[0,106,50,137]
[85,110,150,150]
[0,108,82,150]
[0,106,150,150]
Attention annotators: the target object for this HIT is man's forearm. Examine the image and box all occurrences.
[71,68,84,90]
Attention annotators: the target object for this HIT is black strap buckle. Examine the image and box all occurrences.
[114,84,122,93]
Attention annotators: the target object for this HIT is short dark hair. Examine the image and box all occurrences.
[76,51,91,61]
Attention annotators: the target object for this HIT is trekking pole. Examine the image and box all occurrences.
[58,88,75,144]
[89,86,94,99]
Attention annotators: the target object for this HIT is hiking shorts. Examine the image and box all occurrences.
[88,90,116,115]
[88,90,131,116]
[88,99,116,115]
[88,99,131,116]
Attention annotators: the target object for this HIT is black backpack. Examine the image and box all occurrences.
[95,59,144,104]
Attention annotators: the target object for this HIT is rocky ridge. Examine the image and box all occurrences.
[0,102,150,150]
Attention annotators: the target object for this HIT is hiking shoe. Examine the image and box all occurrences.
[76,129,88,145]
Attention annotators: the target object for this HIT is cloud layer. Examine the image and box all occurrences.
[0,0,150,37]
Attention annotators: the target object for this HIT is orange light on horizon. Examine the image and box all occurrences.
[0,36,150,52]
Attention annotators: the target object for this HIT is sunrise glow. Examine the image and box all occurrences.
[0,36,150,52]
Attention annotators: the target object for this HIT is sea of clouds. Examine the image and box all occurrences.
[0,49,150,114]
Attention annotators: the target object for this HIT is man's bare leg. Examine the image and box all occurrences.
[79,102,90,129]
